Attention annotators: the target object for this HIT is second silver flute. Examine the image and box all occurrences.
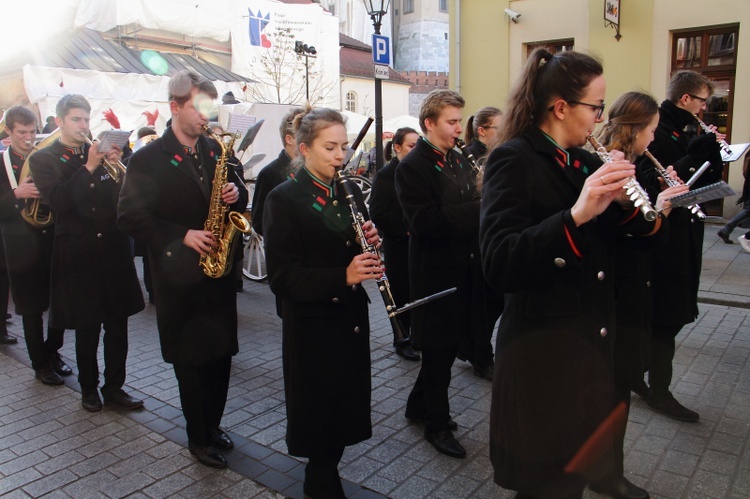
[694,114,732,156]
[643,149,705,219]
[587,135,657,221]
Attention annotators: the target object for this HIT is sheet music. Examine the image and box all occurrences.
[227,113,257,135]
[96,130,131,153]
[668,181,736,208]
[721,142,750,162]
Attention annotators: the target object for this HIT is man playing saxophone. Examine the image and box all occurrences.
[29,94,145,412]
[118,70,248,469]
[0,106,71,383]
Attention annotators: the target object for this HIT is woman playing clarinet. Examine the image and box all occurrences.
[263,106,381,498]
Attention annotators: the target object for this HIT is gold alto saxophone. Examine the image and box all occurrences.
[587,135,657,221]
[200,126,253,278]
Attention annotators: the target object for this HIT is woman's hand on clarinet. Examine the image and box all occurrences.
[346,251,383,285]
[361,220,381,249]
[655,183,689,216]
[570,160,635,226]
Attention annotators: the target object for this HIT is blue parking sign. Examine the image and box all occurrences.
[372,34,390,65]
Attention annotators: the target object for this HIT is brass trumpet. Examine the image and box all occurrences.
[79,132,127,182]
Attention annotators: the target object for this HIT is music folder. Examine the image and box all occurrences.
[721,143,750,163]
[667,181,736,209]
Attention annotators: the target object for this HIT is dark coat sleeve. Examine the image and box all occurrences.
[369,161,408,241]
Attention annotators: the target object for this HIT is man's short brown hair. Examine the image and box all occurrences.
[418,90,465,134]
[168,70,218,106]
[5,106,36,131]
[56,94,91,119]
[666,70,715,103]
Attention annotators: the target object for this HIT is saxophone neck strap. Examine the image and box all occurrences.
[3,148,18,190]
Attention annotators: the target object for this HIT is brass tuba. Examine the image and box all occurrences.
[18,128,61,228]
[199,126,252,278]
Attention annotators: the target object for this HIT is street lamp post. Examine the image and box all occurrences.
[294,41,317,102]
[362,0,391,174]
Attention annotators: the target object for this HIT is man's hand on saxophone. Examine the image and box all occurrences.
[183,229,217,256]
[221,182,240,205]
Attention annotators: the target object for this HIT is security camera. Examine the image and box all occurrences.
[504,8,521,23]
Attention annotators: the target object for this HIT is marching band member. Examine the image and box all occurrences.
[594,91,688,499]
[119,70,247,469]
[0,106,71,384]
[464,106,502,161]
[369,126,421,361]
[30,95,144,412]
[264,106,380,498]
[479,49,664,497]
[396,90,490,459]
[634,70,724,423]
[250,107,303,237]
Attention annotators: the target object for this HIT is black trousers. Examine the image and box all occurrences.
[304,447,346,499]
[405,343,459,433]
[649,324,682,396]
[23,314,64,371]
[75,318,128,394]
[173,356,231,447]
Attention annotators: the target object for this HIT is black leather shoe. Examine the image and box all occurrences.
[82,388,103,412]
[647,392,699,422]
[424,430,466,458]
[631,379,649,399]
[212,427,234,450]
[590,476,650,499]
[188,442,227,469]
[395,341,421,361]
[717,229,734,244]
[102,389,144,410]
[36,365,64,386]
[405,413,458,430]
[53,353,73,377]
[0,333,17,344]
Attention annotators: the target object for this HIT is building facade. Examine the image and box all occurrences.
[450,0,750,218]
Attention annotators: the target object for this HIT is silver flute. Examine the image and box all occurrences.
[643,149,705,219]
[694,115,732,156]
[587,135,657,221]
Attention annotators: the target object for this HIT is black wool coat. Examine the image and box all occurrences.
[395,137,489,349]
[117,127,247,366]
[29,140,144,329]
[479,128,664,496]
[0,147,55,315]
[635,100,723,328]
[370,157,410,310]
[264,168,372,458]
[250,149,294,236]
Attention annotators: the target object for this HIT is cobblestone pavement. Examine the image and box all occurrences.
[0,223,748,498]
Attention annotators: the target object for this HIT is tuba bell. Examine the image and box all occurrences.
[18,128,61,228]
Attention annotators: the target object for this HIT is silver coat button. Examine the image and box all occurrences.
[346,240,352,247]
[600,327,608,337]
[332,297,340,303]
[166,251,172,257]
[90,183,95,188]
[353,326,360,333]
[597,271,605,281]
[333,200,338,206]
[646,280,651,288]
[351,285,358,291]
[554,258,566,268]
[96,233,103,238]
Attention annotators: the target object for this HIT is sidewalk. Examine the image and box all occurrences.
[0,223,748,498]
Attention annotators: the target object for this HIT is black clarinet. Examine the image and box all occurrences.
[335,173,456,344]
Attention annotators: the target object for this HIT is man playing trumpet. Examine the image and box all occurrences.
[0,106,71,384]
[29,95,144,412]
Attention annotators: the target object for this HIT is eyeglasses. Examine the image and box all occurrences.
[547,100,606,119]
[687,94,708,104]
[567,100,606,119]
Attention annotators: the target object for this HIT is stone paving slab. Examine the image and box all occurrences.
[0,222,749,497]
